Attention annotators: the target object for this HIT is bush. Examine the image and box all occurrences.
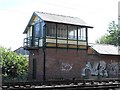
[0,47,28,82]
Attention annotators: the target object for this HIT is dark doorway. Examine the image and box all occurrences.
[32,58,37,79]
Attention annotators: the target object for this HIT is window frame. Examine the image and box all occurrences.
[45,21,88,49]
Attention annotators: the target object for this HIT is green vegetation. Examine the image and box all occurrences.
[0,46,28,82]
[96,21,120,46]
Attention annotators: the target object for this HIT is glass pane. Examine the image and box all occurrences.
[57,24,67,39]
[34,23,40,38]
[68,25,77,40]
[78,27,86,41]
[27,27,32,38]
[46,22,56,37]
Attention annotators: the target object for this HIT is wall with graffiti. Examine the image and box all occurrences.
[61,63,73,71]
[29,48,120,81]
[81,60,120,78]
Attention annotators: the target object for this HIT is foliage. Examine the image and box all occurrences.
[0,46,28,82]
[96,21,120,46]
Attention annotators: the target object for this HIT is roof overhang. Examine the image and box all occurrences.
[88,43,120,56]
[23,12,40,34]
[23,11,93,34]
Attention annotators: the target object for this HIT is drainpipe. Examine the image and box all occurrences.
[43,46,46,81]
[43,23,46,81]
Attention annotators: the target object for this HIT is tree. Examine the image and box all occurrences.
[0,46,28,82]
[96,21,120,46]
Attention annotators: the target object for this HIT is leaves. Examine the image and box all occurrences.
[0,46,28,82]
[96,21,119,46]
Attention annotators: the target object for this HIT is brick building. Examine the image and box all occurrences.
[87,44,120,79]
[23,11,120,81]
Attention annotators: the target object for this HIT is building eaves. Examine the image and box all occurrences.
[35,11,93,28]
[23,11,93,34]
[89,43,119,55]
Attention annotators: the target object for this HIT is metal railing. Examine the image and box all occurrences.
[23,37,40,48]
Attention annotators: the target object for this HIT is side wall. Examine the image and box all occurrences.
[84,54,120,79]
[28,48,120,81]
[29,49,44,81]
[45,48,88,80]
[29,48,88,81]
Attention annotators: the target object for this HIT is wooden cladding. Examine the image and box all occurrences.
[46,37,87,49]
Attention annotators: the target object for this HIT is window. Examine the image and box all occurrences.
[57,24,67,47]
[57,24,67,38]
[46,22,56,37]
[45,22,87,49]
[34,22,41,38]
[27,26,32,38]
[67,25,77,47]
[68,25,77,40]
[78,27,86,41]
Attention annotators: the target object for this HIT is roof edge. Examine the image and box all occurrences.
[23,11,93,34]
[34,11,93,28]
[23,12,37,34]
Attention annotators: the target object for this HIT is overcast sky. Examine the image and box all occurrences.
[0,0,119,50]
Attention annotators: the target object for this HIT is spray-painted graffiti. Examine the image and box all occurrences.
[61,63,73,71]
[82,60,120,77]
[99,61,108,76]
[108,60,119,76]
[82,61,108,77]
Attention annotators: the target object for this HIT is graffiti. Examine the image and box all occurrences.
[99,61,108,76]
[82,62,98,76]
[82,61,108,77]
[108,60,119,76]
[61,63,73,71]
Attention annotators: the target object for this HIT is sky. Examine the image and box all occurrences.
[0,0,119,50]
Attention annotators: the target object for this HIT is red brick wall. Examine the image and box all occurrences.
[29,49,44,81]
[45,48,88,80]
[84,54,120,79]
[28,48,120,81]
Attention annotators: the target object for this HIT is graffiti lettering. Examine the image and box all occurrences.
[108,60,119,76]
[99,61,108,76]
[82,61,108,77]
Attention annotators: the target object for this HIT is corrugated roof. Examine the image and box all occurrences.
[89,44,119,55]
[35,11,93,27]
